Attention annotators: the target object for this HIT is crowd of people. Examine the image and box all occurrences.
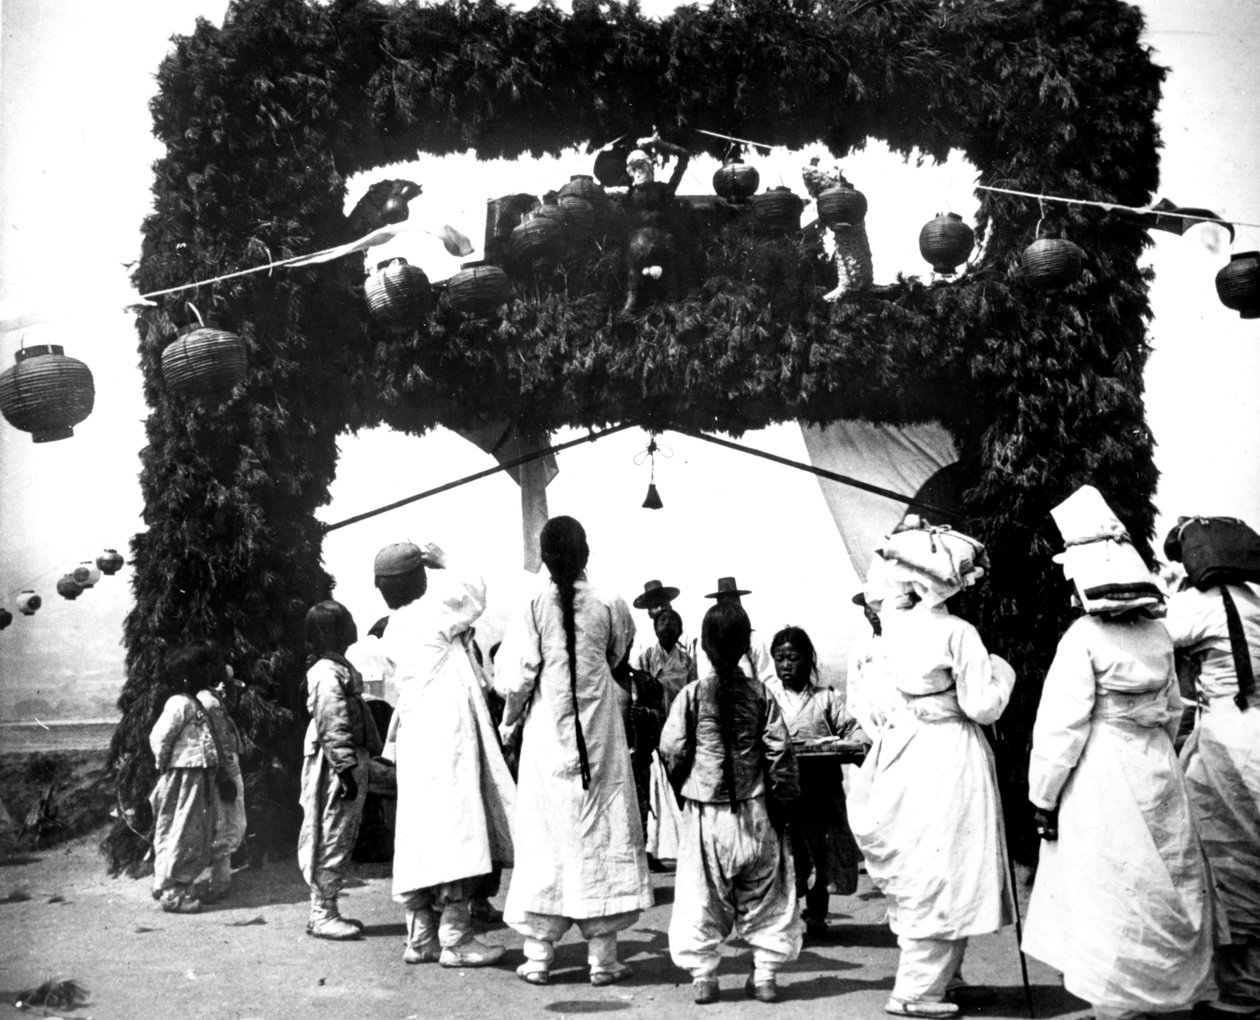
[144,495,1260,1016]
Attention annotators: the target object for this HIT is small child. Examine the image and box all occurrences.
[659,601,803,1005]
[149,642,227,913]
[298,600,381,940]
[766,626,866,935]
[196,664,246,902]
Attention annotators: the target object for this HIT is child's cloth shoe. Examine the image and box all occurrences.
[515,960,550,985]
[310,913,361,940]
[885,997,960,1017]
[439,936,505,968]
[693,978,719,1005]
[590,961,631,986]
[745,975,780,1003]
[158,889,202,914]
[402,939,440,963]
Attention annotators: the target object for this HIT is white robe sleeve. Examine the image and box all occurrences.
[953,623,1013,725]
[606,595,636,669]
[1028,623,1096,810]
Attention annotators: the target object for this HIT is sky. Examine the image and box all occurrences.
[1,0,1257,726]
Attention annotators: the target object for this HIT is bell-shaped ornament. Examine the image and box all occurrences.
[642,483,664,510]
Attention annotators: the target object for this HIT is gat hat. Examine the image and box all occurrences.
[373,541,425,578]
[633,579,680,610]
[705,577,752,599]
[1050,485,1162,615]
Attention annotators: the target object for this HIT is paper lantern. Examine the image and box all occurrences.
[447,263,513,317]
[0,607,11,630]
[1215,251,1260,319]
[57,575,84,600]
[558,174,607,208]
[919,212,975,275]
[17,590,40,615]
[97,549,125,575]
[817,179,868,228]
[161,324,247,401]
[73,560,102,588]
[557,195,596,239]
[751,187,804,236]
[1021,237,1084,290]
[0,344,95,443]
[365,257,432,326]
[510,212,566,271]
[713,157,760,203]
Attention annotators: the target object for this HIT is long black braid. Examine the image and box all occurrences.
[701,602,752,803]
[540,516,593,789]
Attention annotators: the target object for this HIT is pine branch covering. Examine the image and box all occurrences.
[113,0,1164,869]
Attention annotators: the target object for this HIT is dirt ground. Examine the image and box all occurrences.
[0,824,1144,1020]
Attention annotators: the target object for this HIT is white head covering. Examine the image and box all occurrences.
[876,515,988,608]
[1050,485,1163,615]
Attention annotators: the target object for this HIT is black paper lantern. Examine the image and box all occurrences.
[97,549,125,575]
[365,257,432,326]
[751,187,804,236]
[919,212,975,275]
[0,344,95,443]
[816,178,868,228]
[447,263,513,317]
[1021,237,1084,290]
[57,575,84,601]
[713,157,760,203]
[1216,251,1260,319]
[0,607,12,630]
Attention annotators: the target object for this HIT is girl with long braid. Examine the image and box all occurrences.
[497,516,651,987]
[659,600,803,1005]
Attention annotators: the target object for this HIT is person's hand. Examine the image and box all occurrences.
[1033,806,1058,841]
[336,771,359,802]
[420,542,446,570]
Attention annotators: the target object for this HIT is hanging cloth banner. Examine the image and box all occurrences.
[800,420,959,581]
[454,423,559,573]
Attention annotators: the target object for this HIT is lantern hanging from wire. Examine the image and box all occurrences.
[57,575,84,601]
[365,257,432,326]
[0,606,11,630]
[17,590,41,616]
[919,212,975,275]
[713,149,760,204]
[1021,236,1084,290]
[447,262,513,318]
[73,560,102,588]
[0,341,96,443]
[1216,251,1260,319]
[96,549,125,575]
[161,304,248,402]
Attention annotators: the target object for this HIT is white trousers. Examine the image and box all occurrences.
[892,935,967,1002]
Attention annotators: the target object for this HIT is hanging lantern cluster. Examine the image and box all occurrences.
[161,304,247,401]
[0,342,96,443]
[0,547,127,627]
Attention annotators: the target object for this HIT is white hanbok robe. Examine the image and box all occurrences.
[847,604,1015,940]
[1023,614,1216,1012]
[499,578,653,921]
[381,573,515,900]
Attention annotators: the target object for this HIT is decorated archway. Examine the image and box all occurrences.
[107,0,1165,869]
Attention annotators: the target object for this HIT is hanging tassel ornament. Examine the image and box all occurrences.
[636,435,668,509]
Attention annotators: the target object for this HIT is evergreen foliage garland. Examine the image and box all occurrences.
[111,0,1164,870]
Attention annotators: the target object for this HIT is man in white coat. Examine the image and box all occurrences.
[372,541,515,969]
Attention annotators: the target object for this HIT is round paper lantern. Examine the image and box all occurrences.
[1215,251,1260,319]
[817,179,868,228]
[919,212,975,275]
[0,607,12,630]
[97,548,125,575]
[751,187,804,236]
[557,195,596,240]
[1020,237,1084,290]
[57,574,84,600]
[713,157,760,203]
[73,560,102,588]
[0,344,95,443]
[365,257,432,326]
[447,262,513,317]
[161,324,247,401]
[17,590,40,616]
[511,212,566,271]
[558,174,607,208]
